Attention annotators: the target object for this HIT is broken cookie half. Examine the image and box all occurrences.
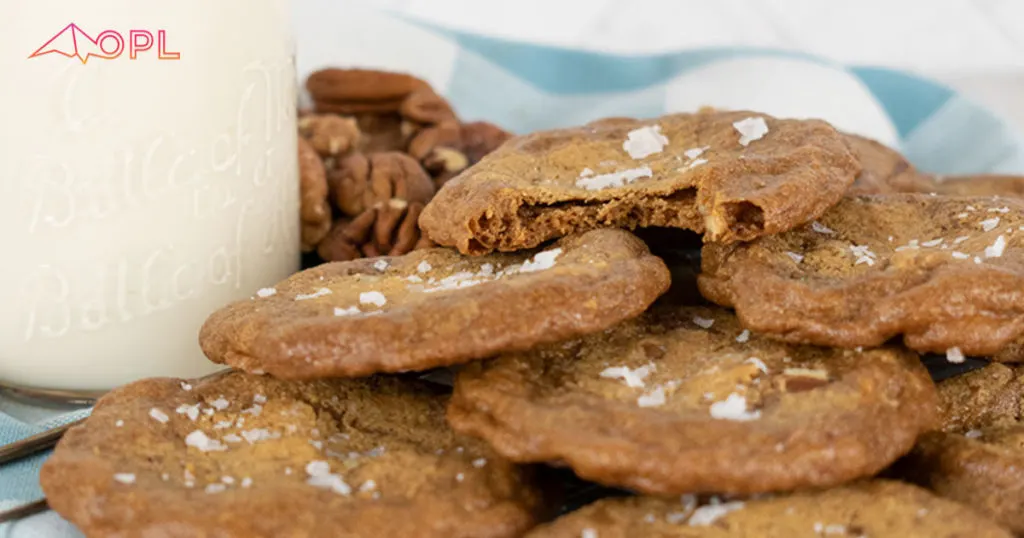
[420,110,859,255]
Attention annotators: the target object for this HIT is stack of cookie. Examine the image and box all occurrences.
[42,109,1024,537]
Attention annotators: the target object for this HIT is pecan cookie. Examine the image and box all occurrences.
[526,481,1010,537]
[41,372,543,538]
[448,306,937,495]
[899,363,1024,533]
[200,229,669,378]
[700,194,1024,360]
[419,110,859,254]
[843,134,933,195]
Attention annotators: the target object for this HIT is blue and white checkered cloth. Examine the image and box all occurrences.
[6,7,1024,537]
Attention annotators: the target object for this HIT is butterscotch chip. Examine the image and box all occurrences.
[844,134,933,195]
[448,306,937,495]
[419,110,859,255]
[200,229,669,378]
[900,363,1024,533]
[525,481,1010,538]
[40,372,542,538]
[700,194,1024,359]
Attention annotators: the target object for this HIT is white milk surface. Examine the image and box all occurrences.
[0,0,300,391]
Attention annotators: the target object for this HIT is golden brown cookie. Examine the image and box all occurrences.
[200,229,670,378]
[525,481,1011,537]
[843,134,933,195]
[420,110,859,255]
[700,194,1024,360]
[41,372,543,538]
[448,305,937,495]
[930,174,1024,197]
[900,363,1024,534]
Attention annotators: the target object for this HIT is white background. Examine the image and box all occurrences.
[300,0,1024,131]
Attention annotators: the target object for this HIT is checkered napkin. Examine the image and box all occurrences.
[6,6,1024,538]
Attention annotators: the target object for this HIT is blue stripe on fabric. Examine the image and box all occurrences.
[850,66,955,139]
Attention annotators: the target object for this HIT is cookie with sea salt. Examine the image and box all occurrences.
[930,174,1024,197]
[899,363,1024,534]
[200,228,669,379]
[700,194,1024,360]
[41,371,543,538]
[448,305,937,495]
[843,134,933,195]
[419,109,859,255]
[525,481,1011,538]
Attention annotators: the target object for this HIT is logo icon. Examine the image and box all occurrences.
[29,23,180,63]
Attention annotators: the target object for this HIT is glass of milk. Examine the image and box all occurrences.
[0,0,300,399]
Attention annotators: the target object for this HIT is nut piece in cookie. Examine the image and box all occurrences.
[41,372,543,538]
[200,228,670,378]
[448,306,937,495]
[525,481,1011,538]
[700,194,1024,360]
[899,363,1024,534]
[420,109,859,254]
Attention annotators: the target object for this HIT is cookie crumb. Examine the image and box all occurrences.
[732,117,768,147]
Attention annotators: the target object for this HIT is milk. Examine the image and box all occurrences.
[0,0,299,392]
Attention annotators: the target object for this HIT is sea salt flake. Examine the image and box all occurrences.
[575,166,653,191]
[373,260,389,271]
[359,291,387,307]
[921,239,943,247]
[147,408,169,424]
[256,288,277,298]
[745,357,769,374]
[600,364,654,388]
[684,146,708,160]
[222,434,243,443]
[709,393,761,421]
[686,158,708,169]
[985,235,1007,258]
[455,473,465,482]
[176,404,200,422]
[295,288,332,301]
[965,429,983,439]
[521,248,563,273]
[306,460,331,477]
[989,207,1010,213]
[733,117,769,147]
[811,221,834,234]
[241,477,253,488]
[253,394,267,404]
[954,236,970,244]
[579,168,594,177]
[946,347,965,364]
[637,386,667,408]
[113,473,136,484]
[952,251,970,260]
[417,261,432,273]
[209,397,230,411]
[785,252,804,264]
[623,125,669,159]
[241,428,278,444]
[472,458,488,468]
[185,430,228,452]
[692,315,715,329]
[221,476,235,484]
[736,330,751,343]
[688,501,745,526]
[981,217,1001,232]
[581,529,598,538]
[824,524,847,534]
[180,382,192,391]
[115,420,124,427]
[334,306,361,317]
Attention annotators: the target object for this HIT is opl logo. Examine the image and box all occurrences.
[29,23,180,64]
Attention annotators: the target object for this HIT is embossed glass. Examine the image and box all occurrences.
[0,0,300,396]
